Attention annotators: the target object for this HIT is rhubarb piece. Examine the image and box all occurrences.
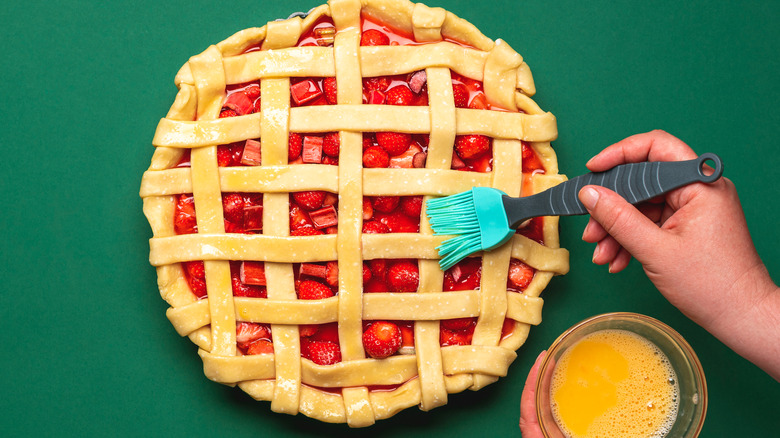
[240,261,267,286]
[310,205,338,229]
[388,143,423,168]
[240,139,262,166]
[412,151,427,168]
[243,205,263,231]
[223,91,253,115]
[300,263,328,279]
[291,79,323,106]
[302,135,324,163]
[408,70,427,93]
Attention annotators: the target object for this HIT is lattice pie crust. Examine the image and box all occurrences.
[140,0,569,427]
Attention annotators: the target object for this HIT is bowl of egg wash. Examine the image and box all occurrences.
[535,312,707,438]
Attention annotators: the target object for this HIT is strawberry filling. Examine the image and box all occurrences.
[172,13,550,370]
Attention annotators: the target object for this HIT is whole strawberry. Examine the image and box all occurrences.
[387,260,419,292]
[298,279,335,300]
[303,339,342,365]
[362,321,402,359]
[455,134,490,160]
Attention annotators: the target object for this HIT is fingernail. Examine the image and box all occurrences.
[579,187,599,209]
[581,220,592,240]
[592,242,601,262]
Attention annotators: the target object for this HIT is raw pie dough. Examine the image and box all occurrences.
[140,0,569,427]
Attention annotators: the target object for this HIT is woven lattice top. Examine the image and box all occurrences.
[140,0,569,427]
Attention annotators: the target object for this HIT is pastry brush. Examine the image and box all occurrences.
[426,153,723,270]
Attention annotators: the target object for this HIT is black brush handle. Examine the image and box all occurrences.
[503,153,723,228]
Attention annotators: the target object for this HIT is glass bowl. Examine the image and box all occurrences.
[535,312,707,438]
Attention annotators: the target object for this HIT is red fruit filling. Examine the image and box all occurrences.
[172,14,550,368]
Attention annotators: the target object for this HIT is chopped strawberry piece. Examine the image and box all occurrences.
[298,279,335,300]
[408,70,427,94]
[245,339,274,355]
[385,85,414,106]
[322,193,338,207]
[311,322,340,343]
[302,135,323,163]
[387,260,419,292]
[221,193,245,224]
[518,217,545,244]
[322,132,340,157]
[362,133,376,150]
[364,278,389,293]
[187,276,208,299]
[240,261,266,286]
[292,191,326,211]
[398,321,414,347]
[323,77,338,104]
[217,145,232,167]
[376,132,412,156]
[508,259,535,291]
[243,83,261,100]
[360,28,389,46]
[455,135,490,160]
[362,263,372,283]
[288,133,303,161]
[223,91,253,115]
[367,89,386,105]
[362,145,390,168]
[291,226,323,236]
[441,317,476,331]
[174,194,197,234]
[300,263,327,279]
[450,151,466,169]
[377,211,419,233]
[236,321,271,344]
[440,325,475,346]
[388,142,423,168]
[363,76,391,93]
[371,196,399,213]
[219,108,238,118]
[521,142,545,173]
[242,205,263,231]
[232,279,267,298]
[252,98,262,114]
[290,203,313,230]
[183,261,205,279]
[299,324,318,337]
[399,196,423,217]
[325,261,339,287]
[444,258,482,291]
[302,339,341,365]
[469,92,488,109]
[452,82,469,108]
[368,259,388,279]
[291,79,323,106]
[363,321,402,359]
[362,198,374,220]
[362,220,389,234]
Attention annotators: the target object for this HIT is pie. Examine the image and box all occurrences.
[140,0,569,427]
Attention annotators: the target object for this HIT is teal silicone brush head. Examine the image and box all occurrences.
[427,187,514,270]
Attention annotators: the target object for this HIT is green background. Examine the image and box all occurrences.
[1,0,778,436]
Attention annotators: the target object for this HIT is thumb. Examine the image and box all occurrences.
[578,185,664,262]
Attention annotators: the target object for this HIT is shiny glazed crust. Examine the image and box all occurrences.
[140,0,569,426]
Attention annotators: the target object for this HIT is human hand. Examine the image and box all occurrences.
[578,130,779,379]
[519,351,546,438]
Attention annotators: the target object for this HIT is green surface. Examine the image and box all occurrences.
[1,0,778,436]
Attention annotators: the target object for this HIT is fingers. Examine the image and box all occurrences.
[586,130,698,172]
[578,186,665,264]
[519,351,546,438]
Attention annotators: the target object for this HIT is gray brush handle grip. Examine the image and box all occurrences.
[503,153,723,228]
